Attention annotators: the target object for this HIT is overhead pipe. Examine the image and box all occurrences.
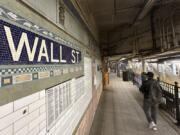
[133,28,137,55]
[166,23,170,49]
[159,20,164,52]
[150,8,156,50]
[159,16,176,52]
[137,0,156,21]
[162,20,167,50]
[171,16,178,47]
[114,0,117,15]
[163,18,172,50]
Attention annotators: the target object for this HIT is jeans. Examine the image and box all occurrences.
[143,99,158,124]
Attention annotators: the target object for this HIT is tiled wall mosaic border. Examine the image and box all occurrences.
[0,6,84,88]
[0,66,83,87]
[0,65,82,76]
[0,6,81,51]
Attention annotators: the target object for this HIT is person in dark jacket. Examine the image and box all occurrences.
[141,72,147,83]
[132,71,135,85]
[140,72,162,131]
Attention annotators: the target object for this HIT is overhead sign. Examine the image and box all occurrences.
[0,20,81,65]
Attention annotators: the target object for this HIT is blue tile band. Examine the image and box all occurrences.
[0,19,81,65]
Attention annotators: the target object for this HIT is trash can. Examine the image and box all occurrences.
[123,71,128,81]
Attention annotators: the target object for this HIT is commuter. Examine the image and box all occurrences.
[141,72,147,83]
[139,72,147,92]
[132,71,135,85]
[139,72,162,131]
[108,67,111,73]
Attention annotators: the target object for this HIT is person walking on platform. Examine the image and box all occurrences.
[139,72,162,131]
[132,71,135,85]
[141,72,147,83]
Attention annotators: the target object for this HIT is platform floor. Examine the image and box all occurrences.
[89,74,179,135]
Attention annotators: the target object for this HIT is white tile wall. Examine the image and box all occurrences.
[15,126,28,135]
[39,128,46,135]
[40,104,46,114]
[0,90,46,135]
[0,83,92,135]
[47,126,55,135]
[50,57,93,135]
[29,116,40,131]
[29,97,45,113]
[0,106,28,131]
[14,109,39,133]
[0,102,13,118]
[39,120,46,131]
[14,93,39,111]
[28,126,39,135]
[39,112,46,122]
[40,90,45,98]
[0,125,13,135]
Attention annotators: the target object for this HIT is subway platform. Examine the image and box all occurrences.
[89,74,180,135]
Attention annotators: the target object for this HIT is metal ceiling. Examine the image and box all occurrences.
[87,0,148,31]
[76,0,179,60]
[79,0,175,32]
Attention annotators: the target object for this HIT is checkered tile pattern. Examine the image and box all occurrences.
[0,65,83,88]
[0,65,83,76]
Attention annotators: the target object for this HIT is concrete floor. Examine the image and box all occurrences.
[89,74,179,135]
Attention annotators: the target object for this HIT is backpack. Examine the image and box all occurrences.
[150,80,163,104]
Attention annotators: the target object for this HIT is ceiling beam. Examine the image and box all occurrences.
[92,5,142,16]
[133,0,156,25]
[114,0,117,15]
[137,0,156,20]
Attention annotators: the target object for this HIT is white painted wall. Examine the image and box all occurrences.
[65,11,89,46]
[22,0,57,22]
[22,0,90,46]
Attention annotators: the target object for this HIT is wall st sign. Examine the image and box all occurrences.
[0,20,81,65]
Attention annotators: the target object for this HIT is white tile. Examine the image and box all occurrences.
[39,112,46,122]
[28,126,39,135]
[39,128,46,135]
[0,125,13,135]
[0,102,13,118]
[40,105,46,114]
[0,106,28,131]
[40,120,46,131]
[15,126,28,135]
[14,93,39,111]
[40,90,45,98]
[14,109,39,132]
[29,98,45,113]
[47,126,55,135]
[29,117,40,131]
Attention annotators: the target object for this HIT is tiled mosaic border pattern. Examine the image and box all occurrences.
[0,66,83,87]
[0,6,81,51]
[0,65,82,76]
[0,6,84,88]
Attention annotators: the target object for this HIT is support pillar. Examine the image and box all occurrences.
[142,59,145,72]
